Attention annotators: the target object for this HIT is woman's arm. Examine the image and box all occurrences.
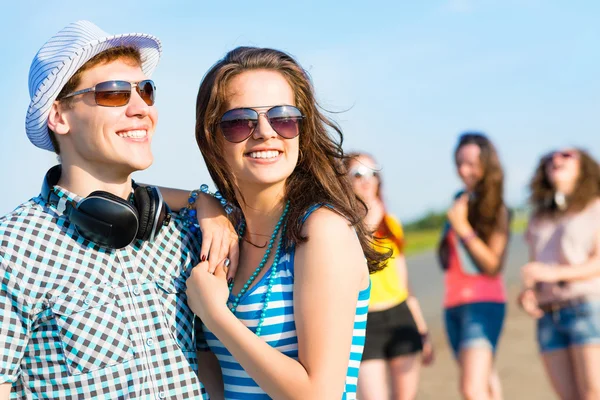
[197,351,224,400]
[143,184,239,276]
[187,208,368,400]
[395,255,427,333]
[452,204,510,276]
[518,220,543,318]
[522,228,600,284]
[158,186,195,212]
[399,254,434,365]
[0,383,11,400]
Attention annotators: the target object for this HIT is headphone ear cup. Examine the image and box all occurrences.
[134,186,155,241]
[73,191,139,249]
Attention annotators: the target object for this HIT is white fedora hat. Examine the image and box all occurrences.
[26,20,162,152]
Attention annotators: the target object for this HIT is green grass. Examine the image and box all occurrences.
[511,215,528,234]
[403,215,528,256]
[404,229,441,256]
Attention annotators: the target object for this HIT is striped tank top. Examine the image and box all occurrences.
[203,206,371,399]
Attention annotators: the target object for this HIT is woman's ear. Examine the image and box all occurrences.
[47,101,70,136]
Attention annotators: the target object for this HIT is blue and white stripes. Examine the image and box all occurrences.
[203,251,371,399]
[26,20,162,151]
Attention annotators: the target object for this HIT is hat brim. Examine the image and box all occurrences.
[26,32,162,152]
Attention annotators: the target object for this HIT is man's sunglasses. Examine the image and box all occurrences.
[219,105,304,143]
[59,80,156,107]
[348,164,380,180]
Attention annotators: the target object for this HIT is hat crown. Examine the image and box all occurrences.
[28,20,109,98]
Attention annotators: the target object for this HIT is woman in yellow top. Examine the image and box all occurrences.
[345,153,434,400]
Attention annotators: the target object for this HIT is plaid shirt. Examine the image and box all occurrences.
[0,185,207,399]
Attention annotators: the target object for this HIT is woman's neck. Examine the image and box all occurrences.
[237,183,287,242]
[554,183,576,198]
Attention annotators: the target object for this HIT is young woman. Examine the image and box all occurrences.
[184,47,386,399]
[437,132,510,400]
[344,152,434,400]
[519,148,600,400]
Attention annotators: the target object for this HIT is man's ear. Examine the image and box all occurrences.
[47,101,70,136]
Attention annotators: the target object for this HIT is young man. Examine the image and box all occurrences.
[0,21,233,399]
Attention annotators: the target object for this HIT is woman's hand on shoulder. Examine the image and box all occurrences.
[193,194,239,279]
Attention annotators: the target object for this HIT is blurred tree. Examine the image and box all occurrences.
[404,211,446,232]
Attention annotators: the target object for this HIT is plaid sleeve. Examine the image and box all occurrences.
[0,256,30,384]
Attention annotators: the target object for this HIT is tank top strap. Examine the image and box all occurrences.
[300,203,329,224]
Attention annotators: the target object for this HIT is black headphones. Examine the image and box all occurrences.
[41,165,170,249]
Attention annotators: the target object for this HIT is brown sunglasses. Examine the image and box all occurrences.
[59,80,156,107]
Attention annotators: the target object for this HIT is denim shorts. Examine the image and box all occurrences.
[444,302,506,357]
[537,300,600,353]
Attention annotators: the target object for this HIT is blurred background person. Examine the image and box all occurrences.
[519,148,600,400]
[437,133,510,400]
[345,152,434,400]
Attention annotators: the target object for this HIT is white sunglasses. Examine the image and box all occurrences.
[348,164,380,180]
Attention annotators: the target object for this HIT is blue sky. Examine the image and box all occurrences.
[1,1,598,222]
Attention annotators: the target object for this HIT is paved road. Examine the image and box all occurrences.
[406,234,528,321]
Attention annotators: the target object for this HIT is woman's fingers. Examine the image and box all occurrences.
[227,234,240,281]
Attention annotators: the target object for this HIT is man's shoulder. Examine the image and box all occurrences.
[0,195,50,236]
[0,195,60,266]
[167,212,202,252]
[0,196,50,284]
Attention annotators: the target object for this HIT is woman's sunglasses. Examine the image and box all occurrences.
[348,164,380,180]
[219,105,304,143]
[59,80,156,107]
[543,150,579,164]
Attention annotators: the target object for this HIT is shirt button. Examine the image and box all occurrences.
[83,299,90,305]
[146,338,154,347]
[133,287,140,296]
[158,392,166,399]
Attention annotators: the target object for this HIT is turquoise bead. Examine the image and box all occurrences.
[228,201,290,337]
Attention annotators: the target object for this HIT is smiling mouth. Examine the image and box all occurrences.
[116,129,148,139]
[246,150,281,159]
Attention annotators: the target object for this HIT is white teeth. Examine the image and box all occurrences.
[116,129,147,139]
[249,150,279,159]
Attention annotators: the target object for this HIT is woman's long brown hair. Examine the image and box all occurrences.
[455,133,506,244]
[529,148,600,218]
[195,47,388,273]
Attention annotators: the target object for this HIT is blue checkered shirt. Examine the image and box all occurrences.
[0,185,207,399]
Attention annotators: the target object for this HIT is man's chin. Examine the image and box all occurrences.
[130,158,154,172]
[121,150,154,171]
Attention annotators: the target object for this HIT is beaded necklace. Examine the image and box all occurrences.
[228,201,290,337]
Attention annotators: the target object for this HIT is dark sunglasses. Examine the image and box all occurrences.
[59,80,156,107]
[219,105,304,143]
[543,150,579,164]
